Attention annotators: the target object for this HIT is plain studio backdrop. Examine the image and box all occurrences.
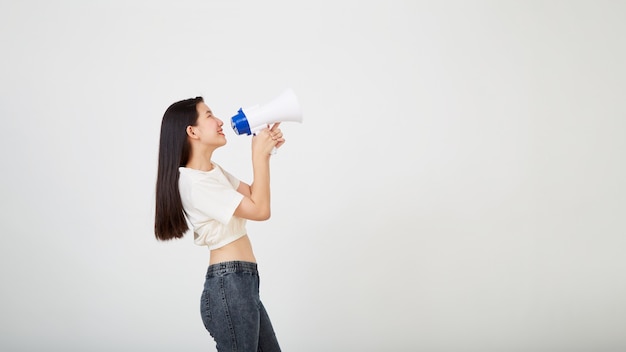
[1,0,625,351]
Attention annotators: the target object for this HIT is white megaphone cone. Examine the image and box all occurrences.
[231,88,303,136]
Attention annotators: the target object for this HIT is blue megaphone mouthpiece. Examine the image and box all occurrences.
[231,108,252,135]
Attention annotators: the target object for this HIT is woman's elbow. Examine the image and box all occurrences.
[256,209,271,221]
[235,199,271,221]
[245,207,271,221]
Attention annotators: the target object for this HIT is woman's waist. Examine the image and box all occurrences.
[206,260,258,277]
[209,235,256,265]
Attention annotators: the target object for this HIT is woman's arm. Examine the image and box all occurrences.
[236,181,252,198]
[233,123,284,221]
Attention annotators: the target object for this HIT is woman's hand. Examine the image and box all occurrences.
[269,122,285,150]
[252,123,285,157]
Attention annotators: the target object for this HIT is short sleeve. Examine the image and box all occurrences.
[219,166,241,190]
[189,176,244,225]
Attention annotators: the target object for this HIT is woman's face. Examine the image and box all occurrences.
[191,102,227,147]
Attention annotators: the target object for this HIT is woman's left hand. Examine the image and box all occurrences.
[268,123,285,150]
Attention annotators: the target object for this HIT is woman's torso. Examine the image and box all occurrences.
[209,234,256,265]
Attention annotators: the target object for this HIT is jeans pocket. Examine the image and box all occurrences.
[200,289,212,331]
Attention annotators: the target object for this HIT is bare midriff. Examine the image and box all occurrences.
[209,235,257,265]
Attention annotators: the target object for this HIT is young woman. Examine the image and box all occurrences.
[154,96,284,351]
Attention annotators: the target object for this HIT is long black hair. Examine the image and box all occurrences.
[154,96,203,241]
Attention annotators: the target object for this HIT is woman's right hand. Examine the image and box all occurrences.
[251,123,285,158]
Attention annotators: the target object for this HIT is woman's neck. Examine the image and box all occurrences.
[185,150,214,171]
[185,159,214,171]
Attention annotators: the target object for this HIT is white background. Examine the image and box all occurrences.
[1,1,625,351]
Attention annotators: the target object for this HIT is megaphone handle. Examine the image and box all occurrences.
[251,130,279,155]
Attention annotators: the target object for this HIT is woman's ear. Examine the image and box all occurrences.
[186,125,198,139]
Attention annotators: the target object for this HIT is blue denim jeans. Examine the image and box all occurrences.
[201,261,281,352]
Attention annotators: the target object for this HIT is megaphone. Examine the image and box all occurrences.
[231,88,303,136]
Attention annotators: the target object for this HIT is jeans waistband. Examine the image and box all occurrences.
[206,261,258,278]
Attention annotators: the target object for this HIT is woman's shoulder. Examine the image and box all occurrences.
[179,164,232,185]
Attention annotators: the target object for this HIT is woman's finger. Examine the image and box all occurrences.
[270,122,281,131]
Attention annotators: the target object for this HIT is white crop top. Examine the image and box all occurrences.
[178,163,247,250]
